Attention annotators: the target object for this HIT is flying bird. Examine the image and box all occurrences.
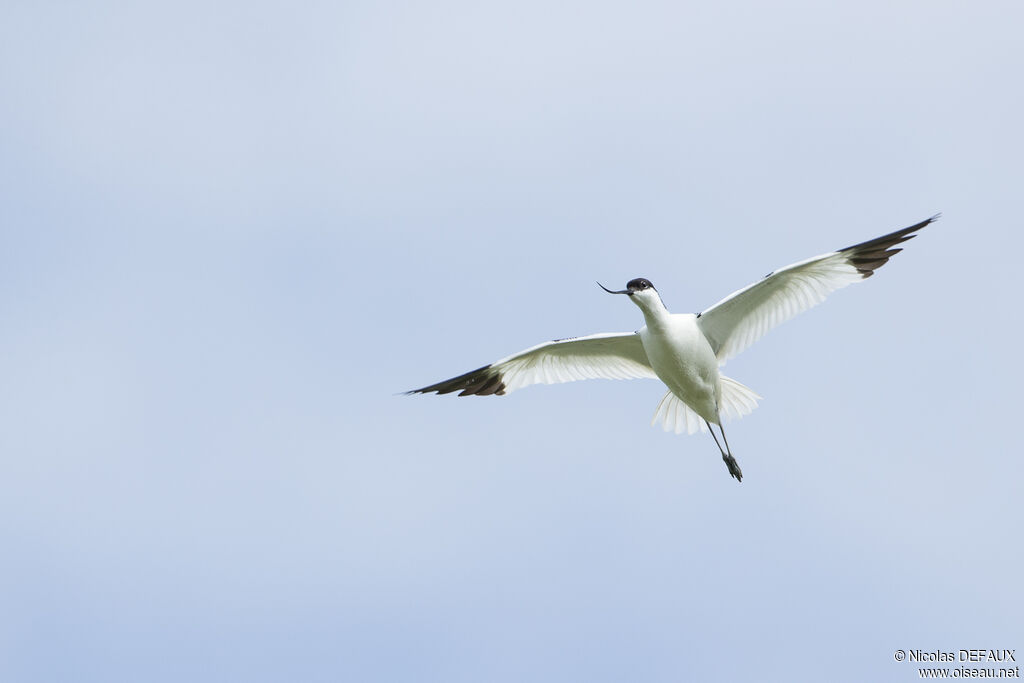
[409,216,937,481]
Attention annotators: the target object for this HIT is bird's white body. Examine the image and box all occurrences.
[411,216,937,481]
[634,296,721,424]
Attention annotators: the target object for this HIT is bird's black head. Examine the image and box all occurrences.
[596,277,665,312]
[597,278,657,296]
[626,278,655,292]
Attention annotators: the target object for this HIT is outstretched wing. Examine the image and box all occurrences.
[408,332,657,396]
[697,215,937,364]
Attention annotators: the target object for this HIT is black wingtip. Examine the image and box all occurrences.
[406,364,507,397]
[838,215,937,278]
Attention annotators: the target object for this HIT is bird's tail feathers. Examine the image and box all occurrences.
[718,376,761,422]
[651,376,761,436]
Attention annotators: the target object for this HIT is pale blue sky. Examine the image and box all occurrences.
[2,1,1022,681]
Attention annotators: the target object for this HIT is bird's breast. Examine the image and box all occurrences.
[640,314,720,416]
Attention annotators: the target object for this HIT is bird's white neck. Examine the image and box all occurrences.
[630,290,671,327]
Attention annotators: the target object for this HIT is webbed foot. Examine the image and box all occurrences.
[723,453,743,482]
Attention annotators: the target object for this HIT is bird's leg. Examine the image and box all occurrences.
[718,422,742,482]
[704,419,743,483]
